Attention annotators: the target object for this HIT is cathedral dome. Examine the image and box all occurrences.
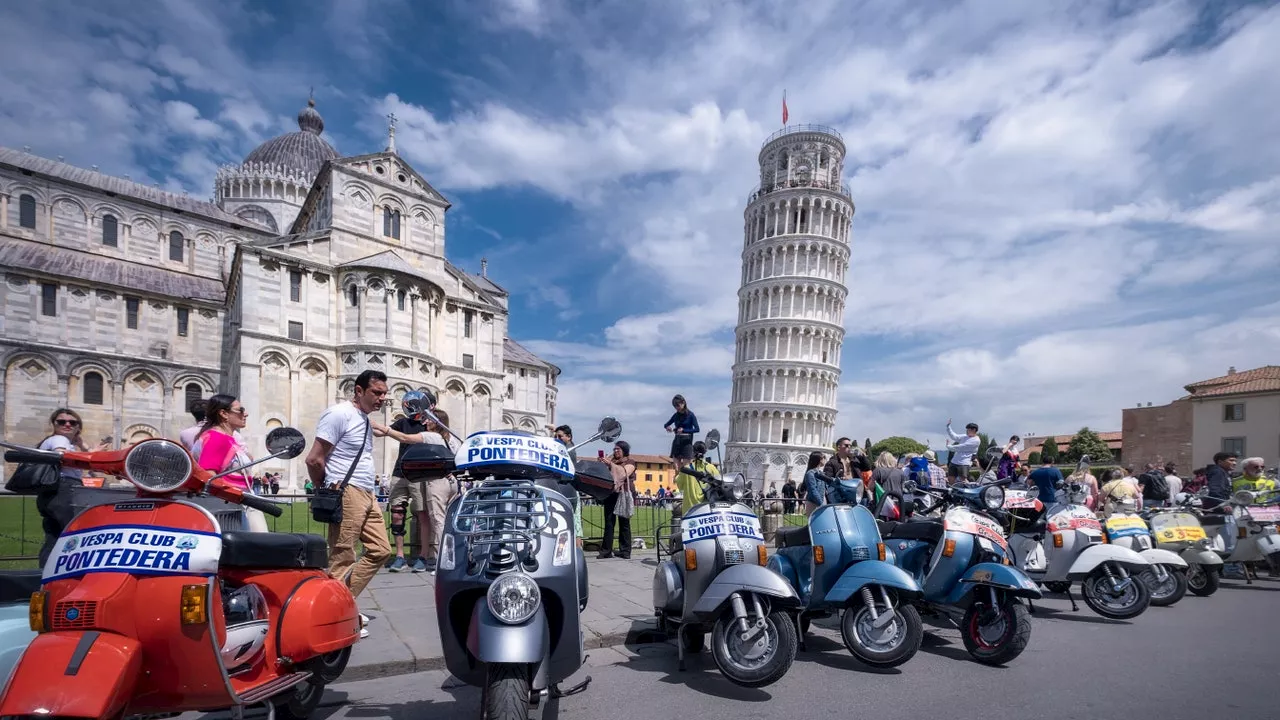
[241,97,339,179]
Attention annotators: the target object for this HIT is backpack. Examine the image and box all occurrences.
[1142,471,1170,501]
[907,456,931,488]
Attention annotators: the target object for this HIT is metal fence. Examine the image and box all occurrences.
[1,490,818,568]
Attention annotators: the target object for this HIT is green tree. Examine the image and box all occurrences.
[1041,437,1059,464]
[870,436,928,459]
[977,433,993,458]
[1028,450,1042,465]
[1064,427,1114,464]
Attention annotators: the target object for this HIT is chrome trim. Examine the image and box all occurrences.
[204,574,239,704]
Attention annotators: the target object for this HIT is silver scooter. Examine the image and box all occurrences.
[652,430,801,688]
[400,390,620,720]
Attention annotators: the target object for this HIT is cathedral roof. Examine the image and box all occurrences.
[240,98,339,179]
[0,147,264,231]
[0,238,225,303]
[504,338,557,373]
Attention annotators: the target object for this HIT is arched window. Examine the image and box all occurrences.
[83,372,105,405]
[102,214,118,247]
[184,383,203,412]
[382,206,401,239]
[397,288,406,311]
[18,194,36,229]
[348,285,359,307]
[168,231,184,262]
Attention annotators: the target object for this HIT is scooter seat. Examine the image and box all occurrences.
[1199,513,1229,527]
[775,525,811,548]
[882,520,945,543]
[220,532,328,570]
[0,570,42,604]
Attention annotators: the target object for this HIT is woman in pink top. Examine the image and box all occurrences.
[195,393,267,532]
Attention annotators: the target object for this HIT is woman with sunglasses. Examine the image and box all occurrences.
[195,393,268,531]
[35,408,110,563]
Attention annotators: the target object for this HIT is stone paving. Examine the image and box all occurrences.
[345,553,665,682]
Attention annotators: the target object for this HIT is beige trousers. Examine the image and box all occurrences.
[326,486,392,599]
[421,478,453,562]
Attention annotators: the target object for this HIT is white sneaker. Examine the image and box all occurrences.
[359,613,370,639]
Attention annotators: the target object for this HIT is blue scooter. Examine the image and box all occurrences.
[883,479,1041,665]
[768,503,924,668]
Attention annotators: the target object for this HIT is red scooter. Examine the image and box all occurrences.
[0,428,359,719]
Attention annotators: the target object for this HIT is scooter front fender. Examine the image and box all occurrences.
[1067,544,1149,579]
[691,564,800,621]
[0,630,140,719]
[466,598,549,664]
[1256,533,1280,558]
[1179,547,1223,566]
[824,561,922,605]
[1138,547,1188,569]
[945,562,1043,604]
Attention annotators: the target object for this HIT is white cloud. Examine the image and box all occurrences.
[163,101,224,140]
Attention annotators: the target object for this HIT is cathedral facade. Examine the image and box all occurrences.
[0,99,558,489]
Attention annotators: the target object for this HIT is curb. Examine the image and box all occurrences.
[341,626,669,684]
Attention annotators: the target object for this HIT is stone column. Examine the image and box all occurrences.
[111,381,124,442]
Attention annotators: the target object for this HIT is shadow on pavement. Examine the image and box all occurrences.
[796,633,903,675]
[1028,605,1131,625]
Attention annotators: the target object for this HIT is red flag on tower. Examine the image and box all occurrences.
[782,90,789,125]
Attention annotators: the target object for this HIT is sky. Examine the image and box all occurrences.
[2,0,1279,457]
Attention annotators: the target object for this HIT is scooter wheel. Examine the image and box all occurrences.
[840,600,923,669]
[1186,564,1220,597]
[306,646,353,684]
[273,679,325,720]
[482,663,530,720]
[711,609,797,688]
[1081,566,1150,620]
[1140,565,1187,607]
[961,600,1031,666]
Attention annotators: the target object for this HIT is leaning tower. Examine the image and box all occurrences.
[725,125,854,490]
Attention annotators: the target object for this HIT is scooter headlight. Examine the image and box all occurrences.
[487,573,540,625]
[125,439,192,493]
[730,474,746,501]
[981,485,1005,511]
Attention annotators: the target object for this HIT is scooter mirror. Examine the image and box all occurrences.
[403,388,437,418]
[903,479,919,494]
[704,429,721,451]
[598,416,622,443]
[985,446,1003,461]
[1231,490,1254,505]
[265,427,306,459]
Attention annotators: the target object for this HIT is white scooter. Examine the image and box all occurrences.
[1216,489,1280,583]
[1004,467,1152,620]
[1101,499,1189,607]
[1145,495,1225,596]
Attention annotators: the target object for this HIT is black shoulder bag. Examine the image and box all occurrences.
[310,416,370,525]
[4,440,62,495]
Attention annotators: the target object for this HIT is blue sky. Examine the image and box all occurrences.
[2,0,1279,457]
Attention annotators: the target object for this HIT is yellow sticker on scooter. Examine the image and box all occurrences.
[1104,516,1148,532]
[1155,526,1206,542]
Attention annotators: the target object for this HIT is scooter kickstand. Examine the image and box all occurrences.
[1064,587,1080,612]
[551,676,593,698]
[1026,598,1037,616]
[676,624,687,671]
[795,614,807,652]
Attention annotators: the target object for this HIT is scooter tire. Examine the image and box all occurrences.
[711,609,797,689]
[840,600,923,669]
[273,678,325,720]
[482,663,530,720]
[1140,565,1187,607]
[1081,566,1150,620]
[1186,564,1219,597]
[961,600,1031,666]
[307,646,353,684]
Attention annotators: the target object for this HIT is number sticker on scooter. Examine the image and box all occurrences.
[1003,490,1041,510]
[680,511,763,544]
[1247,507,1280,522]
[1155,526,1206,542]
[944,509,1009,551]
[43,525,222,582]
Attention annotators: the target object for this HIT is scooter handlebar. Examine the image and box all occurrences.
[239,492,285,517]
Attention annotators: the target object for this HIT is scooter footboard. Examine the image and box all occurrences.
[690,564,800,621]
[825,562,922,605]
[0,630,141,718]
[466,598,549,664]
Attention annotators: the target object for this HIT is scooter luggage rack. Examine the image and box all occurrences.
[451,479,552,548]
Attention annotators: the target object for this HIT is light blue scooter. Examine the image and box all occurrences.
[768,503,924,668]
[883,479,1042,665]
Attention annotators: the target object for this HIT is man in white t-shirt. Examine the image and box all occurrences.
[178,398,209,457]
[305,369,391,638]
